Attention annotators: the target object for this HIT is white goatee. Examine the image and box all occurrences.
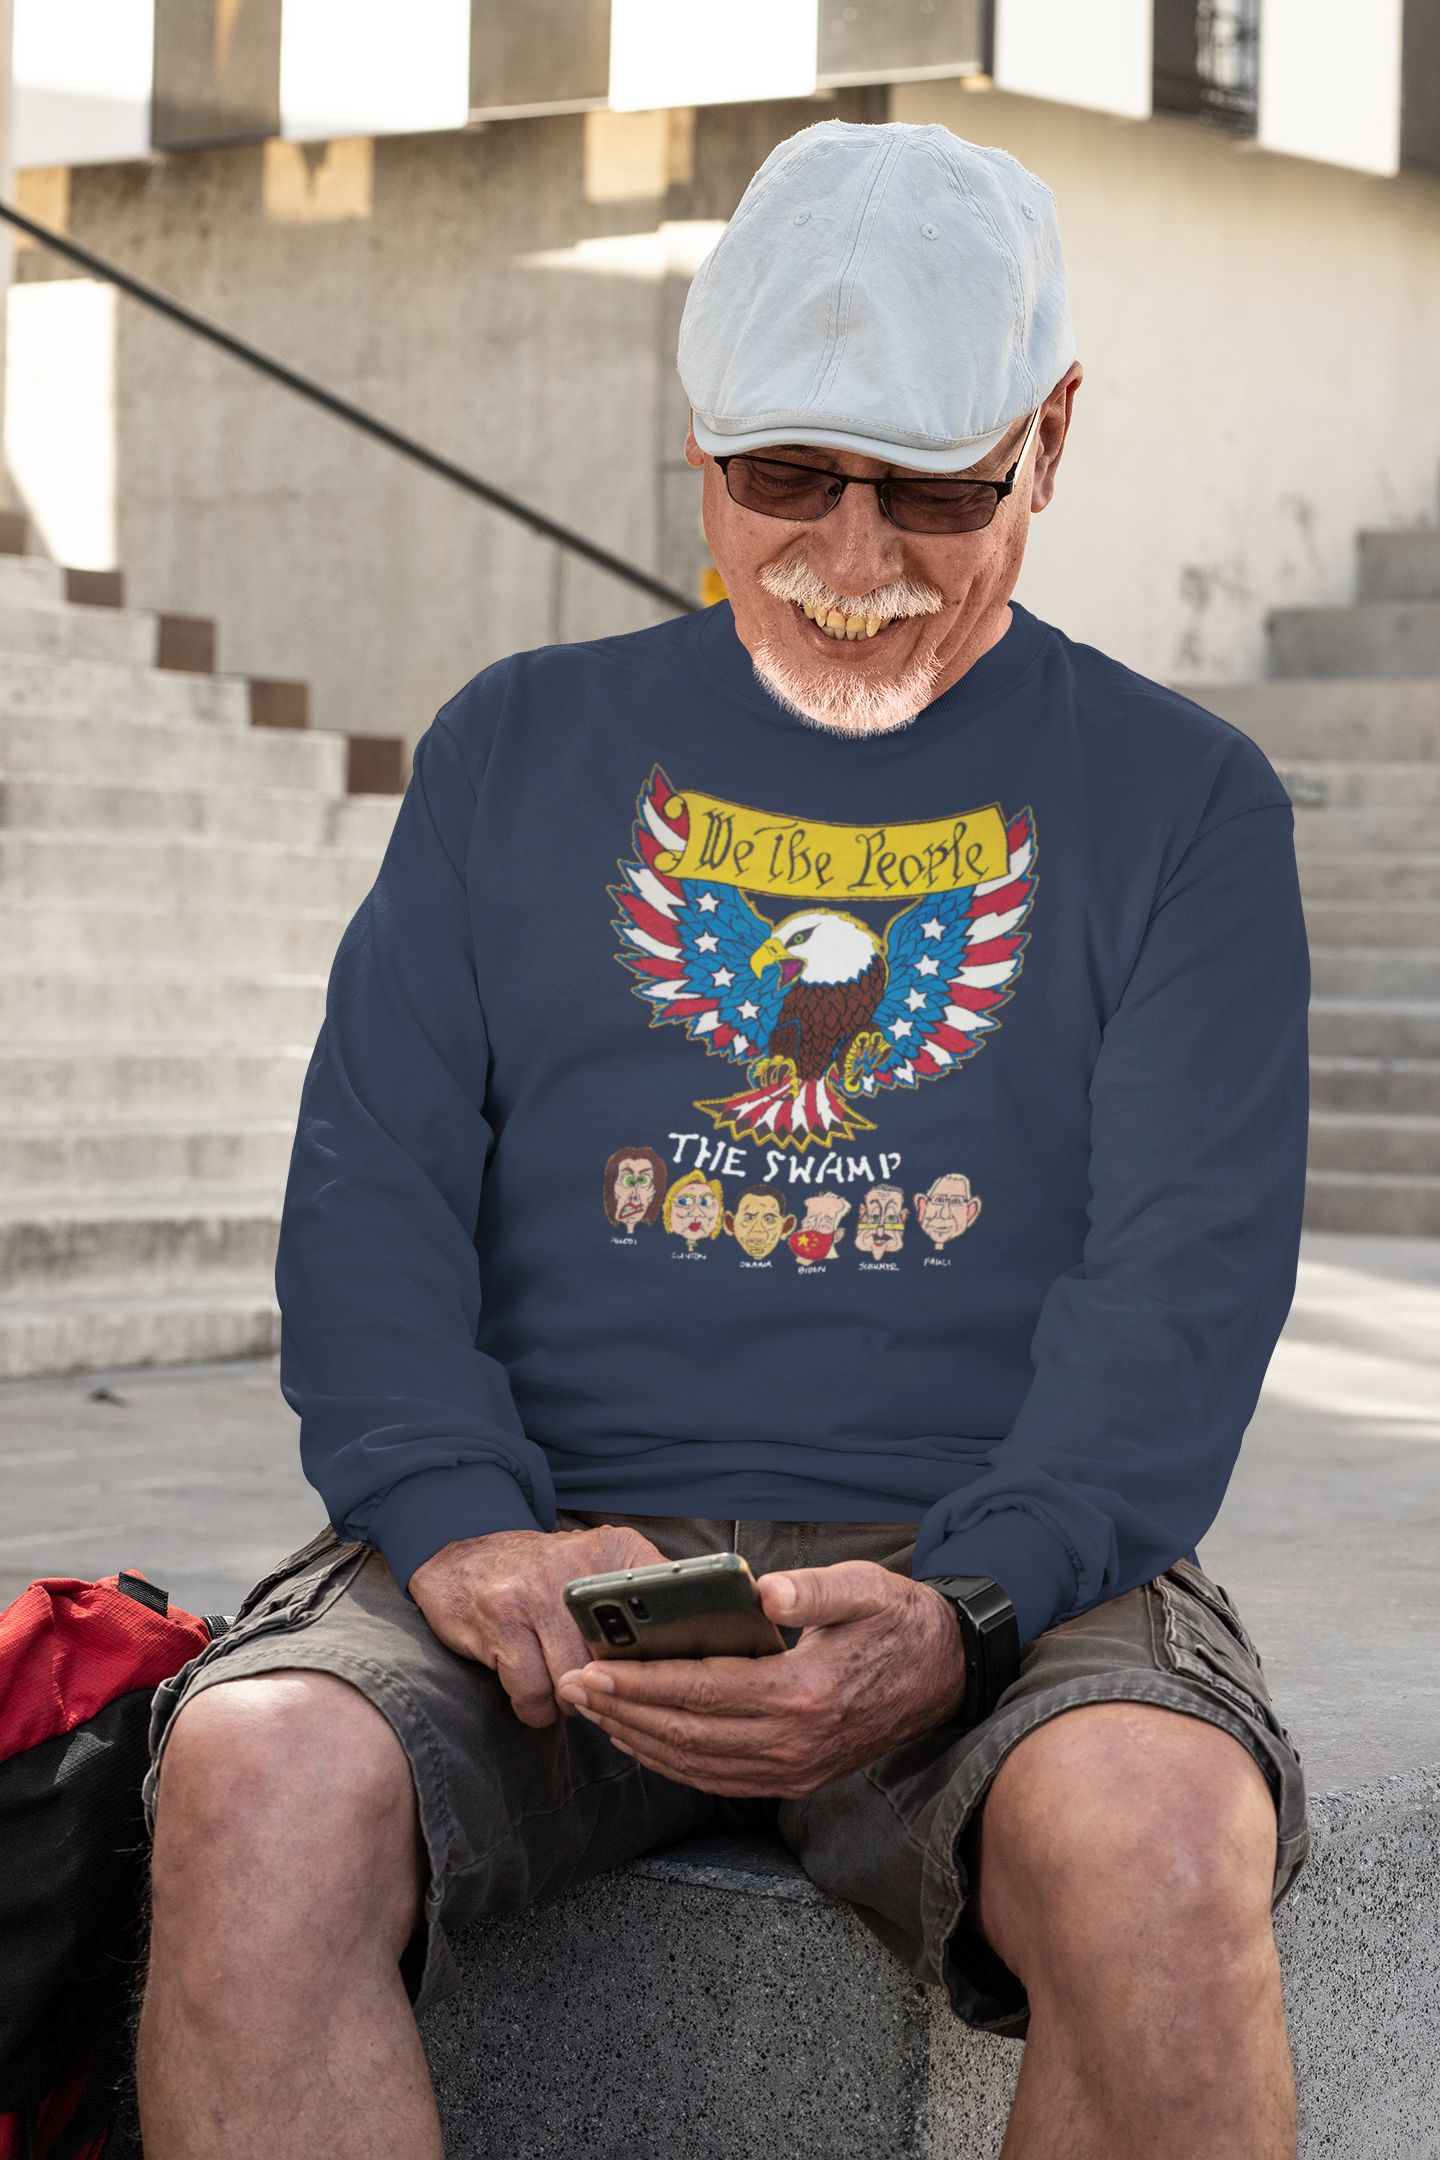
[752,559,947,737]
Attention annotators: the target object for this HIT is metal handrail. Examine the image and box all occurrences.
[0,200,699,617]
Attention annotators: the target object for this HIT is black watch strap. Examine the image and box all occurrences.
[920,1575,1021,1725]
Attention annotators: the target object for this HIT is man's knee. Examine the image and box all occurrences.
[973,1702,1278,1978]
[152,1670,421,1948]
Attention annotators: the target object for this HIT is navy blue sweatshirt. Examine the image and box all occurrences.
[277,601,1309,1648]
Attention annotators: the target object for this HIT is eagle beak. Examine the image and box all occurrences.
[749,936,789,978]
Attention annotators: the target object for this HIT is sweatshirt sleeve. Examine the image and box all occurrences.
[912,793,1310,1646]
[277,711,555,1594]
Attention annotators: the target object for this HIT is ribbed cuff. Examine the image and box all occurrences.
[368,1462,543,1598]
[917,1509,1077,1648]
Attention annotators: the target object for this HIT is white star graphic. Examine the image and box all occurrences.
[905,989,927,1011]
[713,967,735,987]
[890,1017,913,1038]
[739,999,759,1020]
[695,932,719,953]
[696,892,719,913]
[920,917,946,941]
[916,955,940,977]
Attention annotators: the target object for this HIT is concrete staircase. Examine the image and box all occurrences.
[1189,525,1440,1236]
[0,550,404,1378]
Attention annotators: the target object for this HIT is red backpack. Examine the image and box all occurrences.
[0,1574,220,2160]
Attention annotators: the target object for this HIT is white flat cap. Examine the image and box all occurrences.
[679,120,1075,474]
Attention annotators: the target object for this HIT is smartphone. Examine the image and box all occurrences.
[563,1552,786,1661]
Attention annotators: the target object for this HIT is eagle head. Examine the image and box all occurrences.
[750,910,881,988]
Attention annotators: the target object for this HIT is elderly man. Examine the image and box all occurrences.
[139,122,1308,2160]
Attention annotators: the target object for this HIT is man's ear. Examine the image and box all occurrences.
[684,416,704,471]
[782,1215,797,1236]
[913,1194,925,1217]
[1030,361,1082,515]
[724,1212,736,1233]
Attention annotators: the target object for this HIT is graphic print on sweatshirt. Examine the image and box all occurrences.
[611,766,1038,1153]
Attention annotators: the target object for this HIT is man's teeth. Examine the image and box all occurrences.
[800,601,892,641]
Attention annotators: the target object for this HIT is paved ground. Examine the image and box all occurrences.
[2,1232,1436,1796]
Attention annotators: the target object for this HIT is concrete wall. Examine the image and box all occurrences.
[897,79,1440,684]
[14,93,879,748]
[10,78,1440,744]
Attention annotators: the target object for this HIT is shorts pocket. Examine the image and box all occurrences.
[1152,1563,1289,1744]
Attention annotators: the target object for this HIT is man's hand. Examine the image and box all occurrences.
[555,1562,967,1796]
[410,1525,667,1729]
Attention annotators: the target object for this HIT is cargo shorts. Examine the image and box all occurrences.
[144,1515,1309,2038]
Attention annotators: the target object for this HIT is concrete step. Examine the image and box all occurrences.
[1308,947,1440,997]
[1287,805,1440,852]
[1302,1167,1440,1234]
[0,653,250,730]
[0,1286,280,1380]
[1309,1054,1440,1114]
[1276,760,1440,809]
[0,1044,311,1124]
[1303,901,1440,949]
[0,711,348,790]
[1267,599,1440,680]
[1357,527,1440,601]
[332,795,404,851]
[0,557,65,607]
[1183,678,1440,763]
[0,901,353,974]
[0,600,157,667]
[0,971,327,1044]
[0,1119,294,1198]
[0,774,355,849]
[0,1191,281,1295]
[1298,856,1440,903]
[0,832,380,912]
[1307,1110,1440,1176]
[419,1796,1440,2160]
[1308,999,1440,1057]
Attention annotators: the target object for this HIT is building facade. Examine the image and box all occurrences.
[6,0,1440,742]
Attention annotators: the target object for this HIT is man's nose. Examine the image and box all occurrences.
[806,481,907,597]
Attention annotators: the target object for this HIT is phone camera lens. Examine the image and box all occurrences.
[626,1597,650,1621]
[594,1602,636,1647]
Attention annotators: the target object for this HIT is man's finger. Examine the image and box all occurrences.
[533,1608,593,1698]
[559,1652,797,1718]
[494,1634,565,1728]
[757,1559,904,1630]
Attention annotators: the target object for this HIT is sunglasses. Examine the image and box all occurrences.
[714,405,1043,536]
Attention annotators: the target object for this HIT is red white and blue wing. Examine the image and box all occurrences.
[610,768,786,1066]
[853,810,1037,1097]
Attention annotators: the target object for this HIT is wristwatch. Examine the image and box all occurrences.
[920,1575,1021,1725]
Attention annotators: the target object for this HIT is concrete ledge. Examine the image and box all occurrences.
[422,1773,1440,2160]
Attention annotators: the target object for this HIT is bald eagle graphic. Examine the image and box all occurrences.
[612,768,1036,1150]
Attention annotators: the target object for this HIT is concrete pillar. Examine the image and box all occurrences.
[0,0,15,513]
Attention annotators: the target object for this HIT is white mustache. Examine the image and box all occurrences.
[759,558,946,621]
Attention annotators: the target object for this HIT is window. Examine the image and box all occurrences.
[1153,0,1259,133]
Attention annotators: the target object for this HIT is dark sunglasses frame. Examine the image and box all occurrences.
[714,405,1043,535]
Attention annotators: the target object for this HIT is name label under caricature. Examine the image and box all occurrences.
[651,790,1009,899]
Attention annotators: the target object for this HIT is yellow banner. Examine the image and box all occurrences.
[652,789,1009,901]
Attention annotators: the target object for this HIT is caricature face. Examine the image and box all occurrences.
[790,1190,850,1266]
[613,1156,656,1227]
[855,1184,907,1257]
[914,1173,981,1248]
[668,1174,721,1247]
[725,1190,795,1259]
